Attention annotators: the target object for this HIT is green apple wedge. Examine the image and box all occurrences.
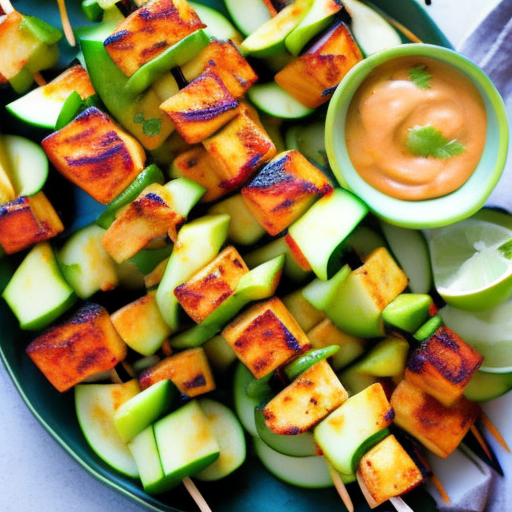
[114,379,176,443]
[153,400,220,491]
[285,0,343,56]
[224,0,272,36]
[75,380,141,478]
[169,254,285,349]
[3,242,76,331]
[240,0,313,58]
[189,2,242,42]
[156,214,230,330]
[381,293,433,334]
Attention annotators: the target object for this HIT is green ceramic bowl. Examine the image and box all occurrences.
[325,43,509,229]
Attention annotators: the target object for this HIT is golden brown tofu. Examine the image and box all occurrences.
[111,290,172,356]
[0,192,64,255]
[26,303,128,392]
[160,71,240,144]
[43,64,95,101]
[202,103,277,193]
[101,183,184,263]
[170,145,228,202]
[390,379,480,459]
[357,434,423,508]
[241,150,333,236]
[174,245,249,323]
[139,347,215,398]
[222,296,311,379]
[275,21,363,109]
[405,324,484,407]
[180,39,258,98]
[263,359,348,435]
[104,0,205,76]
[41,107,146,204]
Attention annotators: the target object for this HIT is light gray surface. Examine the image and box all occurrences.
[0,1,505,511]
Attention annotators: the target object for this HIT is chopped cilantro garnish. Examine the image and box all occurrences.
[409,65,432,89]
[142,118,161,137]
[499,239,512,260]
[406,125,466,159]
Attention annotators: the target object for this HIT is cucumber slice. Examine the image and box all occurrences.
[464,370,512,402]
[253,437,335,488]
[342,0,402,56]
[350,428,390,473]
[195,398,247,481]
[224,0,272,36]
[3,134,49,197]
[379,220,432,294]
[189,2,241,42]
[2,242,76,331]
[285,120,330,171]
[233,362,260,437]
[248,82,315,119]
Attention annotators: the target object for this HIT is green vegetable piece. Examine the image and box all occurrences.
[350,428,390,473]
[55,91,83,130]
[382,293,433,333]
[284,345,340,381]
[246,372,275,402]
[413,315,443,341]
[406,125,466,159]
[128,245,173,276]
[21,14,63,45]
[81,0,103,22]
[408,64,432,89]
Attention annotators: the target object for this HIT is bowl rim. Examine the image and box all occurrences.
[325,43,510,229]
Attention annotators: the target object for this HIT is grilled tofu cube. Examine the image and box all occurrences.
[222,296,311,379]
[241,149,333,236]
[357,434,423,508]
[263,359,348,435]
[180,38,258,98]
[174,245,249,324]
[111,290,172,356]
[0,192,64,255]
[405,324,484,407]
[160,71,240,144]
[314,382,394,476]
[104,0,205,77]
[139,347,215,398]
[170,145,228,202]
[41,107,146,204]
[42,64,95,100]
[275,20,363,109]
[390,379,480,459]
[26,303,128,392]
[101,183,184,263]
[202,104,277,192]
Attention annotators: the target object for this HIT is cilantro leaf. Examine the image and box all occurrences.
[406,125,466,159]
[408,65,432,89]
[142,118,161,137]
[499,239,512,260]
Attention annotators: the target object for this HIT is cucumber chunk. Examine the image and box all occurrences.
[233,362,260,437]
[224,0,272,36]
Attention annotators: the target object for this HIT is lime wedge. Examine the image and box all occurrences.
[428,218,512,311]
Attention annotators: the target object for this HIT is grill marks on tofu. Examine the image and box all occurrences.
[104,0,206,77]
[263,359,348,435]
[41,107,146,205]
[222,297,311,379]
[25,303,127,392]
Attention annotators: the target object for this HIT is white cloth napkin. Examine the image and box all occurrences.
[424,3,512,510]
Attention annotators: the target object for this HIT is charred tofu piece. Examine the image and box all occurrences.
[41,107,146,205]
[111,290,172,356]
[390,379,480,459]
[0,192,64,255]
[222,296,311,379]
[104,0,205,77]
[43,64,95,101]
[357,434,423,508]
[241,150,333,236]
[202,104,277,193]
[26,303,128,392]
[263,359,348,435]
[174,245,249,324]
[170,145,228,202]
[101,183,184,263]
[405,324,484,407]
[160,71,240,144]
[275,21,363,109]
[180,39,258,98]
[139,347,215,398]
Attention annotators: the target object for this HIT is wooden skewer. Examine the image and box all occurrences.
[182,477,213,512]
[32,71,47,87]
[327,463,355,512]
[56,0,76,47]
[0,0,13,14]
[470,424,493,461]
[480,410,511,453]
[390,496,415,512]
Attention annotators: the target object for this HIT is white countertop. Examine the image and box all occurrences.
[0,1,505,511]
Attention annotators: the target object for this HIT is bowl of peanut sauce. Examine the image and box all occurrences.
[325,43,509,229]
